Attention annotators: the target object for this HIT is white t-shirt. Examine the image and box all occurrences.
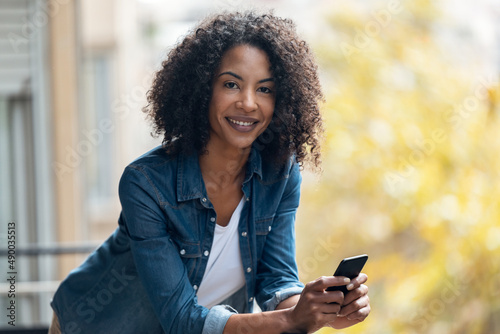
[196,197,246,309]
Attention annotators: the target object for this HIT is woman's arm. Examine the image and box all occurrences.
[224,276,349,334]
[275,294,300,310]
[222,275,370,333]
[223,308,294,334]
[254,161,305,310]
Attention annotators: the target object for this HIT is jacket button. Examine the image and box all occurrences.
[246,267,252,273]
[180,249,186,255]
[241,231,247,237]
[246,197,250,202]
[204,250,210,256]
[193,285,198,291]
[268,226,272,232]
[249,297,254,302]
[210,217,216,222]
[201,197,207,203]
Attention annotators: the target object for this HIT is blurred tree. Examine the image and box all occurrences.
[295,0,500,333]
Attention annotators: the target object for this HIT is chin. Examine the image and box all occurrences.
[222,133,257,149]
[231,140,255,151]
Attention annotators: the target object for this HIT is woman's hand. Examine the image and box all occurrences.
[330,273,370,329]
[286,274,370,333]
[223,275,370,334]
[286,276,350,333]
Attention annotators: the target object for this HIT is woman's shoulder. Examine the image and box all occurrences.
[118,146,183,204]
[119,145,180,187]
[126,145,177,170]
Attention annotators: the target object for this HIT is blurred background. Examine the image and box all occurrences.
[0,0,499,332]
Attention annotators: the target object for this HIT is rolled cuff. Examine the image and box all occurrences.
[201,305,238,334]
[261,286,304,312]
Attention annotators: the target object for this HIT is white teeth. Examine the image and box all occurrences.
[228,118,254,126]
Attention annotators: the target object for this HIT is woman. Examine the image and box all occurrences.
[50,11,370,334]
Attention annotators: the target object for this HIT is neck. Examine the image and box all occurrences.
[199,141,251,189]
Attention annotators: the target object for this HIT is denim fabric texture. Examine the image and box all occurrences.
[50,145,304,334]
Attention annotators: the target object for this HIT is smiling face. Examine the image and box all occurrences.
[207,44,276,153]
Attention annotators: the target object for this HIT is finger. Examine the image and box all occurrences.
[338,294,370,318]
[343,284,369,306]
[321,290,345,305]
[300,288,344,305]
[308,276,351,292]
[318,310,344,327]
[344,273,368,292]
[345,303,371,321]
[319,302,342,315]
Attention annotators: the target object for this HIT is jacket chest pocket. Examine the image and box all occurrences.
[255,217,273,260]
[174,239,201,279]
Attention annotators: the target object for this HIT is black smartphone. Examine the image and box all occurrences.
[326,254,368,294]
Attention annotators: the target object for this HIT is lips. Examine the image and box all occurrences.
[227,118,256,126]
[226,117,259,132]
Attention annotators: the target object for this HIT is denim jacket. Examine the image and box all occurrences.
[50,145,304,334]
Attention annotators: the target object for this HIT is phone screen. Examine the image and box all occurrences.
[326,254,368,294]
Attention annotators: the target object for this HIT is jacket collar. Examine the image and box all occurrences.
[176,145,263,203]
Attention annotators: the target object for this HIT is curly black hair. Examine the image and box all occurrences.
[144,10,324,168]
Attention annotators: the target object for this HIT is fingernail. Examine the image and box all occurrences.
[346,283,354,290]
[344,278,351,283]
[337,313,345,317]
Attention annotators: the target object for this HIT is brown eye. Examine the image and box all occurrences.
[224,82,238,89]
[258,87,273,94]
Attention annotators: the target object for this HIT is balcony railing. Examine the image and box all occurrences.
[0,242,100,333]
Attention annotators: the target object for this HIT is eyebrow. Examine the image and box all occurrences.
[218,71,274,83]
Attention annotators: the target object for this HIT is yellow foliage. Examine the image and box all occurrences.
[296,0,500,332]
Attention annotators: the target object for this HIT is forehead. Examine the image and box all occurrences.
[217,45,272,77]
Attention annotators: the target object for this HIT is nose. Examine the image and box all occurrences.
[236,89,257,112]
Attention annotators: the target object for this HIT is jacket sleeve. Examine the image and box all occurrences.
[119,166,235,334]
[254,161,305,311]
